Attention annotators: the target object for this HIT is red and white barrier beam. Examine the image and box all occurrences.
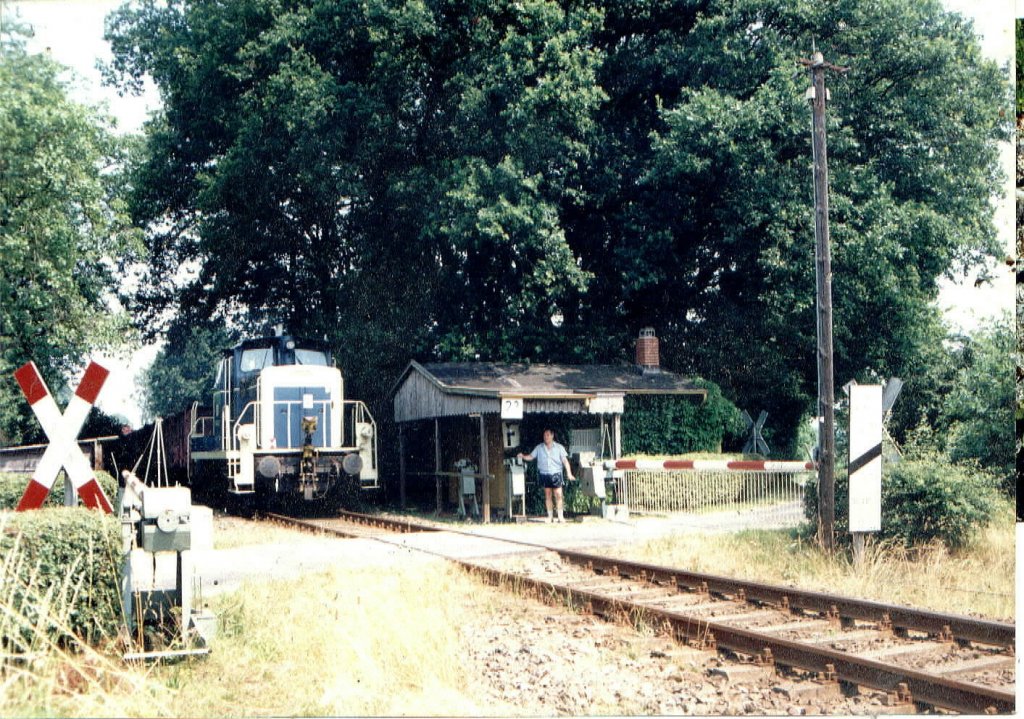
[605,458,816,473]
[13,361,113,512]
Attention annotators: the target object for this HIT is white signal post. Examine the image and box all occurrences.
[848,384,883,563]
[14,361,113,513]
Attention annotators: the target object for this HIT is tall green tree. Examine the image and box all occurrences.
[106,0,600,404]
[0,24,139,444]
[1016,18,1023,115]
[936,315,1014,493]
[139,319,237,420]
[572,0,1010,440]
[106,0,1010,448]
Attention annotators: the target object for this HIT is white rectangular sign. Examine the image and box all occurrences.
[588,395,624,414]
[500,397,523,420]
[848,384,883,533]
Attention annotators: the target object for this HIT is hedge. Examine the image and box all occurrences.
[1,507,122,649]
[804,451,1000,549]
[622,380,744,456]
[0,471,119,511]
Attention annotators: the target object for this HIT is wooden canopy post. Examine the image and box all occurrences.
[92,439,104,472]
[479,414,490,523]
[398,424,407,510]
[434,418,442,515]
[612,414,622,459]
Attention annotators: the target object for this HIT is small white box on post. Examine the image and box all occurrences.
[848,384,882,562]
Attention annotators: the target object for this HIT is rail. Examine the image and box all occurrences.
[266,511,1015,714]
[190,402,214,438]
[467,565,1014,715]
[231,401,261,450]
[553,548,1015,647]
[606,459,816,472]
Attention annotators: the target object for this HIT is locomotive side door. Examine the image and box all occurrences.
[212,356,232,452]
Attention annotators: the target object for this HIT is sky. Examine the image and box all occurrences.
[3,0,1019,427]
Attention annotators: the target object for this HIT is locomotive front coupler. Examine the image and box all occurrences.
[299,415,319,498]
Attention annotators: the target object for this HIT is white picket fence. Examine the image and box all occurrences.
[618,468,812,525]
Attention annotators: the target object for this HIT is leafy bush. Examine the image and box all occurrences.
[524,476,593,517]
[804,451,1000,549]
[1017,20,1024,116]
[935,316,1015,496]
[1,508,122,649]
[622,380,743,456]
[881,454,1000,549]
[0,471,119,510]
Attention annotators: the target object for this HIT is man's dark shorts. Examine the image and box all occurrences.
[539,472,564,490]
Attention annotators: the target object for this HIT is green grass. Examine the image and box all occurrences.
[209,514,311,549]
[609,512,1015,621]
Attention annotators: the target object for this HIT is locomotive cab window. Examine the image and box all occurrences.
[240,347,273,373]
[294,349,328,366]
[213,359,224,389]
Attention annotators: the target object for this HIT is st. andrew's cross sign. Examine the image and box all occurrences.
[13,361,113,513]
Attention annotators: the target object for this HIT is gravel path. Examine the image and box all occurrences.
[457,587,910,716]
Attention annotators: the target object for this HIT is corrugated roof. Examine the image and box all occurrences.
[406,361,706,397]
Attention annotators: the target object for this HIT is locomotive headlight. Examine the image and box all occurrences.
[342,453,363,475]
[258,456,282,478]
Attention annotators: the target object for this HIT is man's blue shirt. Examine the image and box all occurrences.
[532,442,568,475]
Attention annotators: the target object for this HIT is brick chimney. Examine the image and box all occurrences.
[636,327,660,374]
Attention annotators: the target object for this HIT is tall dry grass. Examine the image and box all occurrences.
[158,559,510,716]
[210,514,311,549]
[612,512,1015,620]
[1,527,173,717]
[3,539,520,717]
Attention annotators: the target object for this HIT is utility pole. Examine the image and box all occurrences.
[800,51,847,552]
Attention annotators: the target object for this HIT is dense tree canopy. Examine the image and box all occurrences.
[106,0,1010,449]
[0,25,138,443]
[937,315,1015,492]
[1016,18,1023,114]
[139,320,237,420]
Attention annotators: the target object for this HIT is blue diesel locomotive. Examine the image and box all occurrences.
[183,333,378,505]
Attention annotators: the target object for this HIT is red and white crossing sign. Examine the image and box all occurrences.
[13,361,113,513]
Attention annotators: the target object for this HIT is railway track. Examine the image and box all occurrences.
[264,509,441,538]
[263,511,1015,714]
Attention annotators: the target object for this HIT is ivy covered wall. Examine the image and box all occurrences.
[622,380,744,455]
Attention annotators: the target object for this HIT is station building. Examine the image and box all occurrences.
[390,329,708,522]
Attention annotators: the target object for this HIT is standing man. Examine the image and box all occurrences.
[518,428,575,523]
